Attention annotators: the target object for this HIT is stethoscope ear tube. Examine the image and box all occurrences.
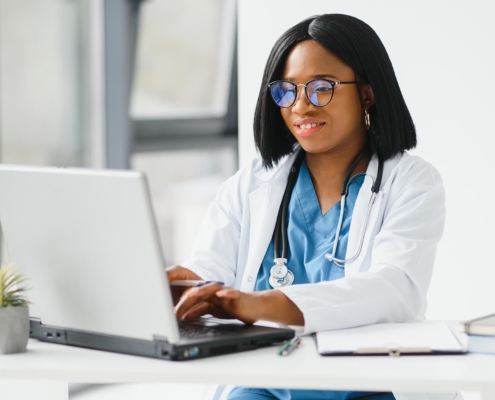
[341,148,368,195]
[273,150,306,261]
[372,154,384,193]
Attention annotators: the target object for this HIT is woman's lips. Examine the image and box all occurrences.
[293,122,325,137]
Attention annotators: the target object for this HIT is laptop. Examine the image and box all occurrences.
[0,165,294,361]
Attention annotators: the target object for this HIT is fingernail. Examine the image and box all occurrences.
[216,290,228,297]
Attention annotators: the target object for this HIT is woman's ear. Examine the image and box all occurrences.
[361,83,375,110]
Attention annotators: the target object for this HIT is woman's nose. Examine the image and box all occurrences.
[291,86,313,112]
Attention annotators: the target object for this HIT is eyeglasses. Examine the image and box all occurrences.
[267,79,360,108]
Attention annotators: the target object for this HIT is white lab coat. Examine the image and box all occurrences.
[183,150,461,400]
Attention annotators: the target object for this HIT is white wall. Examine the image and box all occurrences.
[238,0,495,321]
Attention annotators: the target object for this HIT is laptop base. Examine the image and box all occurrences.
[30,318,294,361]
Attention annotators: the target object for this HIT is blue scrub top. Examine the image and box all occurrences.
[229,159,394,400]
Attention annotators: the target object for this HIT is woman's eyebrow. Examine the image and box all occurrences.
[314,74,338,80]
[282,74,339,81]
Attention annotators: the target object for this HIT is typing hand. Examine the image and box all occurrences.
[166,265,202,306]
[174,283,261,324]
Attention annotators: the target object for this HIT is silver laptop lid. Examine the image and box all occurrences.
[0,165,180,343]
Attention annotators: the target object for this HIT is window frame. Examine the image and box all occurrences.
[103,0,238,169]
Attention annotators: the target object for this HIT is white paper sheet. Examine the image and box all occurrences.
[316,322,465,354]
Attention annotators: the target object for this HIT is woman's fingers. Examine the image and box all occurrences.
[211,290,254,324]
[216,288,240,299]
[182,301,234,321]
[181,302,213,320]
[166,265,203,306]
[175,285,263,325]
[174,282,224,320]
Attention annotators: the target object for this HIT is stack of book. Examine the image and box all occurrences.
[461,313,495,354]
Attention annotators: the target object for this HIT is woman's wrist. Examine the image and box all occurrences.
[255,289,304,326]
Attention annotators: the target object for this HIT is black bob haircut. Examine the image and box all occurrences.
[254,14,416,169]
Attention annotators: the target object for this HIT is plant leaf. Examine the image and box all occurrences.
[0,263,30,307]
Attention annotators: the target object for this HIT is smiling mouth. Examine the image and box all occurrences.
[296,123,324,130]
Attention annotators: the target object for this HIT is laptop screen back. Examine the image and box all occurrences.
[0,165,180,343]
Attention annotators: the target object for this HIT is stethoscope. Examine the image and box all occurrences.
[268,148,384,288]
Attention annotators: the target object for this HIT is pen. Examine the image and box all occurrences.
[170,280,225,287]
[277,336,302,356]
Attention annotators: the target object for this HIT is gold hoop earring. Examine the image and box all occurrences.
[364,109,370,130]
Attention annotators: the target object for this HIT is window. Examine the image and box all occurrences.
[131,0,232,119]
[131,0,238,141]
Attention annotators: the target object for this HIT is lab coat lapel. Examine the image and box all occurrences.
[239,153,295,292]
[240,180,286,291]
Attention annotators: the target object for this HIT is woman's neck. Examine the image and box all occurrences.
[305,145,371,214]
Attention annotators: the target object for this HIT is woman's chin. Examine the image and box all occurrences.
[294,137,334,154]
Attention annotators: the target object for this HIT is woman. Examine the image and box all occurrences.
[168,14,453,400]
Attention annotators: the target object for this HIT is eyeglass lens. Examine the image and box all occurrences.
[270,80,335,108]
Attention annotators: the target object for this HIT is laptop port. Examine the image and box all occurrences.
[162,348,169,357]
[46,332,53,338]
[184,347,199,358]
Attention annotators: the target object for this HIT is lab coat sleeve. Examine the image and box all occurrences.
[277,163,446,334]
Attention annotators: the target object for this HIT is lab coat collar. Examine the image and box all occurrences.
[366,151,404,190]
[254,148,404,186]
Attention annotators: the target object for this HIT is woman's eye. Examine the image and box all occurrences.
[315,86,332,93]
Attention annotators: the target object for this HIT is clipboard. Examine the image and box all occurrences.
[315,321,466,357]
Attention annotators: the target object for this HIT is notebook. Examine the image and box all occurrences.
[460,313,495,354]
[315,321,465,356]
[461,313,495,336]
[0,164,294,361]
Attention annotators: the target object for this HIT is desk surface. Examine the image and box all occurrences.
[1,338,495,393]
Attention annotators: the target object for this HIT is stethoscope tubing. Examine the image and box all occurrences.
[273,149,305,261]
[269,148,384,287]
[326,186,377,267]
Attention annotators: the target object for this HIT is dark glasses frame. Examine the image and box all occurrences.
[267,79,360,108]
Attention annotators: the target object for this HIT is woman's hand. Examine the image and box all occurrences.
[166,265,202,306]
[174,283,261,324]
[174,283,305,326]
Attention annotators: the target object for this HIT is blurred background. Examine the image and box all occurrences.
[0,0,494,399]
[0,2,236,396]
[0,0,238,267]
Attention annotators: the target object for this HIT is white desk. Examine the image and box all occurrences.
[1,337,495,400]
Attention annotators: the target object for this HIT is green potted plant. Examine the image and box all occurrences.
[0,264,30,354]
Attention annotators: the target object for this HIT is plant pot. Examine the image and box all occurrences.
[0,306,29,354]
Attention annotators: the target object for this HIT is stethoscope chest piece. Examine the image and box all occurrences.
[269,258,294,288]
